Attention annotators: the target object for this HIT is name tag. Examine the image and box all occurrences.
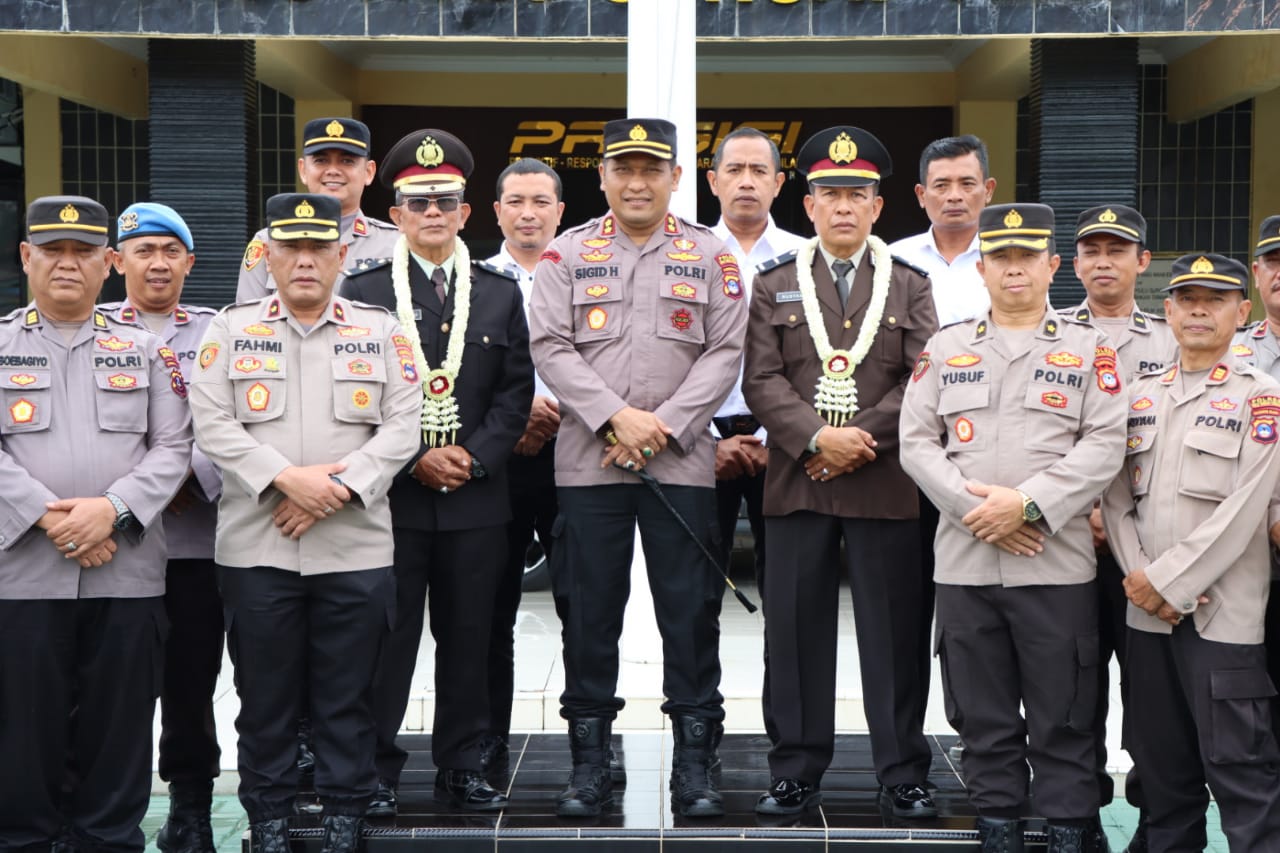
[775,290,803,303]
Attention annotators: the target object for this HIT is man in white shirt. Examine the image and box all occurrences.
[484,158,564,775]
[706,127,803,591]
[888,135,996,759]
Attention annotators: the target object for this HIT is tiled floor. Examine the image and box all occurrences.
[142,542,1230,851]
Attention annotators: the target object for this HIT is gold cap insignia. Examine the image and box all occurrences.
[60,204,80,224]
[326,119,344,137]
[828,131,857,165]
[119,212,139,232]
[416,135,444,168]
[295,200,315,218]
[629,124,648,141]
[1098,208,1117,223]
[1003,209,1023,229]
[1190,255,1215,274]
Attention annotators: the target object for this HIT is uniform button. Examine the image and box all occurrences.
[843,320,853,329]
[788,314,797,323]
[1182,602,1193,610]
[483,335,490,344]
[888,316,896,324]
[441,322,450,333]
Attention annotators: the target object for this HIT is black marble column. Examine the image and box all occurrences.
[1029,38,1138,306]
[147,39,256,308]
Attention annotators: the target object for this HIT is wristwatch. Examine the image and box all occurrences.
[104,491,134,531]
[1017,489,1043,523]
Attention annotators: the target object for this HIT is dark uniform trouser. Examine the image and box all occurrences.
[714,468,770,738]
[1093,550,1143,809]
[763,512,931,787]
[1126,623,1280,853]
[493,444,558,743]
[553,484,724,722]
[159,558,224,785]
[371,526,506,779]
[935,582,1100,820]
[219,565,392,821]
[915,492,939,728]
[1268,575,1280,741]
[0,598,166,853]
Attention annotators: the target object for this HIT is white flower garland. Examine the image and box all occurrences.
[391,234,472,447]
[795,234,893,426]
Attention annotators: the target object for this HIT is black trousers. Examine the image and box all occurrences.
[158,558,224,786]
[219,565,392,821]
[935,582,1100,820]
[553,484,724,722]
[0,597,166,853]
[1127,623,1280,853]
[1268,577,1280,741]
[1093,550,1136,809]
[493,444,558,743]
[915,492,939,728]
[370,526,506,779]
[763,512,931,787]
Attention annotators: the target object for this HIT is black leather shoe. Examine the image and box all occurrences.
[365,780,397,818]
[434,769,509,811]
[249,818,291,853]
[977,816,1025,853]
[883,782,938,818]
[1047,823,1091,853]
[319,815,363,853]
[755,778,821,815]
[480,736,510,782]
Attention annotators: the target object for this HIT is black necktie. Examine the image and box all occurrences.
[832,259,854,308]
[431,267,447,304]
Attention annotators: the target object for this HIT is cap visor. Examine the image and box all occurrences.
[1076,223,1142,242]
[603,145,673,160]
[1254,236,1280,257]
[980,236,1050,253]
[27,227,108,247]
[269,226,341,241]
[302,141,369,157]
[1162,277,1245,292]
[395,179,466,195]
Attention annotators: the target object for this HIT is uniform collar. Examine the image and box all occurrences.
[22,304,109,332]
[599,212,682,239]
[1252,319,1271,339]
[257,295,354,329]
[969,311,1060,344]
[1069,301,1154,334]
[113,301,191,326]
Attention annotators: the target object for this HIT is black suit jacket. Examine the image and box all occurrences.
[341,257,534,532]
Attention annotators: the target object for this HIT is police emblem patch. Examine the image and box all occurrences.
[1126,434,1143,450]
[352,388,371,409]
[242,324,274,337]
[946,354,981,368]
[337,326,370,338]
[348,359,373,376]
[540,249,562,264]
[1232,344,1254,357]
[954,417,974,443]
[96,336,134,352]
[234,356,262,373]
[9,398,34,424]
[107,374,137,389]
[246,382,270,412]
[1249,395,1280,444]
[667,251,702,262]
[587,307,608,331]
[1210,398,1238,412]
[912,352,930,382]
[1045,351,1084,368]
[198,343,218,370]
[1041,391,1068,409]
[1131,397,1153,411]
[670,307,694,331]
[581,251,613,263]
[8,373,36,387]
[1094,346,1121,395]
[242,239,265,271]
[585,285,610,298]
[671,283,696,300]
[582,238,612,249]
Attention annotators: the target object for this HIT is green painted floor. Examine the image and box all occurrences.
[140,792,1230,853]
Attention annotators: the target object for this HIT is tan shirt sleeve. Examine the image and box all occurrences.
[1100,461,1152,577]
[234,233,272,304]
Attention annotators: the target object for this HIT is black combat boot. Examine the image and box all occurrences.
[1048,821,1112,853]
[248,818,290,853]
[669,715,724,818]
[977,816,1025,853]
[319,815,364,853]
[556,718,614,817]
[156,781,215,853]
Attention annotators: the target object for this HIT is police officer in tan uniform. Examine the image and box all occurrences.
[1062,205,1175,838]
[0,196,193,853]
[901,204,1126,853]
[529,118,747,818]
[1102,253,1280,853]
[236,118,398,302]
[189,193,421,853]
[100,203,223,853]
[1232,216,1280,709]
[742,126,939,819]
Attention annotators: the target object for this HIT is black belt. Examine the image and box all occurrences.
[713,415,761,438]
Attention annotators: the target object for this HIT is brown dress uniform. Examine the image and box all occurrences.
[100,300,226,790]
[187,293,421,821]
[899,312,1127,819]
[741,244,938,790]
[0,306,193,851]
[1101,358,1280,850]
[235,212,399,304]
[528,211,746,723]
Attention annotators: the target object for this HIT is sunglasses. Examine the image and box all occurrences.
[403,195,462,213]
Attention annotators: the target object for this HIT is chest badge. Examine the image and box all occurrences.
[245,382,270,412]
[9,398,34,424]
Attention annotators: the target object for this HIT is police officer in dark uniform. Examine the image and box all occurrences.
[101,203,223,853]
[0,196,194,852]
[342,129,533,816]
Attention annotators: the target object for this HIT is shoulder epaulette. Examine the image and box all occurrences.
[366,216,397,230]
[473,258,520,282]
[939,316,981,332]
[1060,310,1094,327]
[346,299,393,316]
[345,258,392,278]
[756,250,798,276]
[181,304,218,316]
[0,306,25,324]
[563,218,602,237]
[890,254,930,278]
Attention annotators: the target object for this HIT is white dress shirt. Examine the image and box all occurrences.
[489,242,554,401]
[889,227,987,327]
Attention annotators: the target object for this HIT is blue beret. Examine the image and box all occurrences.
[117,202,194,252]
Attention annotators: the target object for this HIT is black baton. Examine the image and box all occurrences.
[619,463,758,614]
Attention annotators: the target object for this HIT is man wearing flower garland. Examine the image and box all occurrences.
[236,117,398,303]
[900,203,1126,852]
[742,125,939,818]
[529,117,747,819]
[340,128,533,816]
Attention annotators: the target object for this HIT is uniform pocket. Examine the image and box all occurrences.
[93,369,151,433]
[656,278,708,345]
[464,327,510,351]
[1178,430,1241,501]
[0,370,52,434]
[1124,428,1157,498]
[232,379,286,423]
[938,384,989,452]
[331,357,386,425]
[934,628,966,734]
[572,282,623,345]
[1208,668,1278,764]
[1023,383,1082,454]
[1066,632,1100,731]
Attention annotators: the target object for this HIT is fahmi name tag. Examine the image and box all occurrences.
[775,290,803,303]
